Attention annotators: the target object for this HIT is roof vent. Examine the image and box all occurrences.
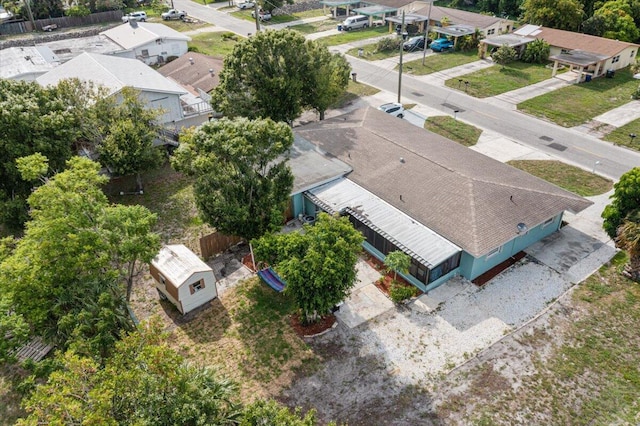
[400,157,405,163]
[209,68,214,76]
[516,223,528,234]
[189,57,194,64]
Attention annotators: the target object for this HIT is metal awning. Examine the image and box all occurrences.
[306,178,461,268]
[481,34,535,48]
[435,24,475,37]
[353,5,398,15]
[549,50,609,67]
[385,14,428,24]
[320,0,360,6]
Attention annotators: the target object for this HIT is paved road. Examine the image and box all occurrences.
[172,2,640,180]
[347,56,640,180]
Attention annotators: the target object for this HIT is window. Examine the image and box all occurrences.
[631,51,635,58]
[158,273,166,285]
[190,280,205,294]
[612,55,620,63]
[541,217,555,228]
[141,49,149,57]
[487,28,495,35]
[486,245,502,259]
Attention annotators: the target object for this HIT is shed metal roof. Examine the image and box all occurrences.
[308,178,461,267]
[481,34,535,48]
[152,244,212,287]
[435,24,475,37]
[353,5,398,15]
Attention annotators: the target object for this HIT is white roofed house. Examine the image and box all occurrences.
[100,21,191,66]
[36,52,187,124]
[0,46,60,81]
[150,245,218,315]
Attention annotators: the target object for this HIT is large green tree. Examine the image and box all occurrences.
[18,321,241,425]
[0,80,79,230]
[521,0,585,30]
[0,157,159,358]
[211,30,351,124]
[593,0,640,41]
[253,213,364,324]
[602,167,640,239]
[172,118,294,241]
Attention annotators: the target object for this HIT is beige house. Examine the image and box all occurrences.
[414,5,514,37]
[514,25,639,82]
[150,245,218,315]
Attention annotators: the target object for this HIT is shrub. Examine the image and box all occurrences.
[375,36,402,53]
[389,281,418,303]
[521,39,550,64]
[491,44,517,67]
[632,84,640,100]
[65,5,91,16]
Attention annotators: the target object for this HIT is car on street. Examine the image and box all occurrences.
[378,102,405,118]
[251,9,272,20]
[430,38,454,52]
[237,0,255,9]
[402,36,431,52]
[121,11,147,22]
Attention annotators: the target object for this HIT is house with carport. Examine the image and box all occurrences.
[100,21,190,66]
[150,244,218,315]
[287,108,592,292]
[511,25,638,82]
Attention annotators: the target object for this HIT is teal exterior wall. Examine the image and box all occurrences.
[303,196,317,217]
[291,193,304,218]
[459,213,563,280]
[363,242,460,293]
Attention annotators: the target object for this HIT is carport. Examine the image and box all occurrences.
[549,50,610,84]
[352,4,399,27]
[433,24,475,47]
[384,13,428,33]
[479,33,535,59]
[320,0,361,19]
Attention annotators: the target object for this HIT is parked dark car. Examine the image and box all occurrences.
[402,36,431,51]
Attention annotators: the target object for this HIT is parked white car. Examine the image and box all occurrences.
[251,9,271,21]
[237,1,255,9]
[378,102,405,118]
[122,11,147,22]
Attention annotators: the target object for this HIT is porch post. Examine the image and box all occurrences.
[551,60,559,77]
[576,66,583,84]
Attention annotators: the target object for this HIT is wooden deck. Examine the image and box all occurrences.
[15,337,54,362]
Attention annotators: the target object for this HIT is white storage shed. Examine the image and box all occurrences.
[150,244,217,314]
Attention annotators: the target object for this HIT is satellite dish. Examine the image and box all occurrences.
[634,73,640,80]
[517,223,528,233]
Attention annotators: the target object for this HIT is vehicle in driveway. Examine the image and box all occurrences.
[237,0,255,9]
[121,11,147,22]
[342,15,369,30]
[403,36,431,51]
[430,38,454,52]
[378,102,405,118]
[251,9,272,21]
[161,9,187,20]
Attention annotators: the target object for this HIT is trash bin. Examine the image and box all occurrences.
[606,69,615,78]
[351,72,357,82]
[585,74,592,82]
[337,24,343,31]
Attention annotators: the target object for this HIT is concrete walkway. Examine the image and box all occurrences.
[487,72,577,108]
[592,100,640,127]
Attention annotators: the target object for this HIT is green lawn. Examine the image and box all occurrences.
[316,26,388,46]
[507,160,613,196]
[289,19,341,34]
[345,38,401,61]
[231,9,325,25]
[424,115,482,147]
[444,61,557,98]
[603,118,640,151]
[404,50,479,75]
[188,31,243,58]
[332,80,380,108]
[518,69,639,127]
[147,17,211,32]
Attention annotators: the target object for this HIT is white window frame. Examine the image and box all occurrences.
[486,245,503,259]
[541,217,555,228]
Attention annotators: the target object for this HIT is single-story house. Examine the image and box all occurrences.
[36,52,188,124]
[100,21,191,66]
[513,25,638,82]
[0,46,60,81]
[150,244,218,314]
[413,5,514,38]
[288,107,592,292]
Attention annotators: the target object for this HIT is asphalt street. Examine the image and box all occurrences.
[173,2,640,179]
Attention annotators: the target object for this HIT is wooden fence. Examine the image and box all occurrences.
[199,232,244,260]
[0,10,122,35]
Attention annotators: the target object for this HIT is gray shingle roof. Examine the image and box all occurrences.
[295,108,592,257]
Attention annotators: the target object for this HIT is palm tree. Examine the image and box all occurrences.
[384,251,411,282]
[616,210,640,282]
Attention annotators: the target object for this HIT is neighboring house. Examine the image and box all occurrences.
[513,25,638,82]
[44,34,124,63]
[414,5,514,37]
[0,46,60,81]
[100,21,191,66]
[36,52,187,124]
[157,52,221,117]
[289,108,592,292]
[150,244,218,315]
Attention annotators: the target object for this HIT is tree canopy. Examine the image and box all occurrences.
[0,157,159,359]
[602,167,640,239]
[521,0,585,30]
[252,213,364,323]
[172,118,294,241]
[211,30,350,124]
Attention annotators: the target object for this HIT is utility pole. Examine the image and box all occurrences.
[254,2,261,32]
[397,10,405,104]
[421,0,433,66]
[24,0,36,31]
